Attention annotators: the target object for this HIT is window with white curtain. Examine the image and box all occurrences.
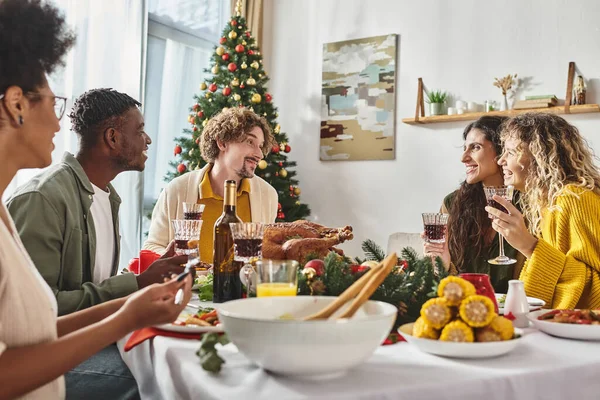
[143,0,230,218]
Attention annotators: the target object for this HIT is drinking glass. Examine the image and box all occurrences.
[171,219,202,255]
[256,260,299,297]
[484,186,517,265]
[421,213,449,243]
[230,222,264,297]
[182,203,205,220]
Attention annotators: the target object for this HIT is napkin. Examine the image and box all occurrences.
[124,327,203,352]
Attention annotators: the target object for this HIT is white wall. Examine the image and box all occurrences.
[263,0,600,259]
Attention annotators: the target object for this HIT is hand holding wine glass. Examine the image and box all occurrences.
[485,195,538,258]
[483,186,517,265]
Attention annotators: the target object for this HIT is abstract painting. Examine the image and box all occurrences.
[320,34,397,161]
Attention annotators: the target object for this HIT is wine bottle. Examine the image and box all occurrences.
[212,180,243,303]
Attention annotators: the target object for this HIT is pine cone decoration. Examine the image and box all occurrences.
[310,280,326,295]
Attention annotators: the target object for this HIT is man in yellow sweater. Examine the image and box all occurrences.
[486,113,600,309]
[144,108,278,263]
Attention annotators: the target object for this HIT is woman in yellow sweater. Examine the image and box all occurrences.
[487,113,600,309]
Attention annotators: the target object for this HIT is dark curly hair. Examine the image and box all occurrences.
[201,108,275,163]
[68,88,141,149]
[0,0,75,95]
[447,116,508,271]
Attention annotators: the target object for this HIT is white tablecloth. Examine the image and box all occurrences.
[118,319,600,400]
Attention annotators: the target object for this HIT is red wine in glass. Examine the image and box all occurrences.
[175,239,190,252]
[234,238,263,260]
[487,199,509,214]
[424,224,446,243]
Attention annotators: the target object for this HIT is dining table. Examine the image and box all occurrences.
[117,296,600,400]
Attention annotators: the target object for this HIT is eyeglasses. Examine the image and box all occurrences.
[0,92,67,120]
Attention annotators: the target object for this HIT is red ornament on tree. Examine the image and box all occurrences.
[247,50,254,55]
[277,202,282,210]
[174,145,182,155]
[219,37,226,44]
[265,93,272,102]
[192,104,199,111]
[278,162,283,167]
[272,145,280,154]
[231,20,237,26]
[235,44,245,53]
[227,63,237,72]
[195,138,200,144]
[245,31,250,38]
[284,144,291,153]
[240,83,245,89]
[222,53,230,61]
[193,126,198,132]
[177,163,187,173]
[222,87,231,96]
[197,111,203,118]
[208,83,217,92]
[277,212,285,219]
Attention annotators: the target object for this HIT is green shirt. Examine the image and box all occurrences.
[7,152,138,315]
[443,190,523,293]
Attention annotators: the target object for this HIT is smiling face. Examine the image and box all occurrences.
[113,107,151,171]
[217,125,265,179]
[461,128,503,186]
[497,136,531,191]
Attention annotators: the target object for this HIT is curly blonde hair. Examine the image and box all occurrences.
[200,108,274,162]
[500,113,600,236]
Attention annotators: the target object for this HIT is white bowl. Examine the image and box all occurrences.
[217,296,397,379]
[528,309,600,340]
[399,323,523,358]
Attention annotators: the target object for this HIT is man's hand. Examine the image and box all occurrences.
[136,241,187,288]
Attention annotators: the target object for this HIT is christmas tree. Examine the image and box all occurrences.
[165,4,310,222]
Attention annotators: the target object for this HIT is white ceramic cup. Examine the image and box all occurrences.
[447,107,456,115]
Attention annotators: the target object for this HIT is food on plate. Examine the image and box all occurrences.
[497,294,507,305]
[410,277,515,342]
[538,309,600,325]
[475,315,515,342]
[440,320,474,342]
[460,295,496,328]
[174,307,219,327]
[438,276,476,306]
[420,298,452,329]
[413,317,440,340]
[195,274,214,301]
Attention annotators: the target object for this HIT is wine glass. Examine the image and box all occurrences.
[484,186,517,265]
[171,219,202,255]
[421,213,449,243]
[182,203,205,220]
[230,222,264,297]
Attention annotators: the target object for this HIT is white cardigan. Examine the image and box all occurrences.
[144,164,278,254]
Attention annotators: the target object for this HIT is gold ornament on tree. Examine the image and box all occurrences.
[242,40,247,45]
[294,187,301,195]
[205,92,211,98]
[231,78,240,86]
[279,168,288,178]
[258,159,268,169]
[228,31,237,40]
[202,119,208,127]
[302,267,317,295]
[250,61,259,69]
[216,46,225,56]
[211,65,219,74]
[274,124,281,134]
[251,93,261,103]
[241,62,248,69]
[246,77,256,86]
[233,94,241,101]
[200,82,207,90]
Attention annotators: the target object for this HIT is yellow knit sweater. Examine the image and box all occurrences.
[520,185,600,309]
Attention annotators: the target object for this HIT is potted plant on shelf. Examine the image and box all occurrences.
[426,90,448,116]
[493,73,517,111]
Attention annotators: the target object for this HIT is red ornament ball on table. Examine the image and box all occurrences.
[177,163,187,173]
[174,145,182,155]
[227,63,237,72]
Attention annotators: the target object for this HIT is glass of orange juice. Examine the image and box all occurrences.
[256,260,299,297]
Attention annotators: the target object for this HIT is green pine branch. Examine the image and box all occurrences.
[362,239,386,262]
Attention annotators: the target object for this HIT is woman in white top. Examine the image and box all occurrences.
[0,1,192,399]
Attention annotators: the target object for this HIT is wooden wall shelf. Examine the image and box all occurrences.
[402,104,600,125]
[404,62,599,125]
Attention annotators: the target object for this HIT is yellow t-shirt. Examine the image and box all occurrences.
[197,168,251,263]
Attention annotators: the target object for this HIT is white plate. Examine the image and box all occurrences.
[527,309,600,341]
[495,293,545,314]
[155,306,223,334]
[398,323,523,358]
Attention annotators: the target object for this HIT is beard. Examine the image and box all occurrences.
[115,148,145,172]
[236,158,256,179]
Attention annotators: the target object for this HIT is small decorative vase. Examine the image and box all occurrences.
[500,94,508,111]
[504,280,530,328]
[429,103,443,116]
[459,273,499,313]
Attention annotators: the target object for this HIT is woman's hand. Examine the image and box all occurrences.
[117,275,193,332]
[421,231,451,270]
[485,195,538,257]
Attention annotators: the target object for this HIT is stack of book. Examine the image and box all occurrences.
[512,95,558,110]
